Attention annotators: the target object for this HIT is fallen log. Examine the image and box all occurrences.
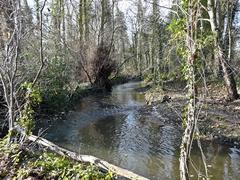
[27,134,149,180]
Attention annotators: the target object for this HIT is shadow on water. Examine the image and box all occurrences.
[37,82,240,180]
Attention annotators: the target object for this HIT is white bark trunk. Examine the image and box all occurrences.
[179,1,197,179]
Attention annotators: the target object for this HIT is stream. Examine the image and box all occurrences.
[38,82,240,180]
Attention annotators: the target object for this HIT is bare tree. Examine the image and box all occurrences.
[0,0,47,141]
[0,0,21,140]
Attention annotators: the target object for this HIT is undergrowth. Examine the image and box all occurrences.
[0,137,115,179]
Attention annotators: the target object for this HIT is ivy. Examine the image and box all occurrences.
[0,138,115,179]
[167,18,186,39]
[21,82,42,105]
[196,32,215,48]
[17,82,42,135]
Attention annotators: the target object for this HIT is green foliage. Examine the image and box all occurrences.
[21,82,42,105]
[17,105,35,135]
[180,60,188,78]
[17,82,42,134]
[0,137,115,179]
[41,88,70,111]
[40,56,71,111]
[180,61,195,82]
[167,18,186,37]
[20,152,115,179]
[168,10,215,83]
[180,0,189,9]
[176,45,188,59]
[0,137,24,177]
[168,18,188,73]
[196,33,215,48]
[167,18,186,55]
[34,152,71,173]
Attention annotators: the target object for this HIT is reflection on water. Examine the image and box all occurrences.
[39,82,240,180]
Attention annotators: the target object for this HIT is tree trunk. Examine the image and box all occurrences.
[207,0,239,101]
[136,30,142,76]
[136,0,143,76]
[179,1,198,179]
[217,45,239,100]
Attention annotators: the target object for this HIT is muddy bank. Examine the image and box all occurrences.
[198,99,240,147]
[138,81,240,147]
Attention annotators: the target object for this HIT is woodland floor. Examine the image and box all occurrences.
[138,80,240,147]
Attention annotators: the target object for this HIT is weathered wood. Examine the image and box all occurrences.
[27,134,149,180]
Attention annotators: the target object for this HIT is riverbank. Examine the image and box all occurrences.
[138,80,240,147]
[198,99,240,147]
[34,75,138,134]
[0,136,115,179]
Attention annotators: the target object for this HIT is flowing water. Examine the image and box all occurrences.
[38,82,240,180]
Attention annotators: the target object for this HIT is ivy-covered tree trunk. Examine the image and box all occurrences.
[179,1,198,179]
